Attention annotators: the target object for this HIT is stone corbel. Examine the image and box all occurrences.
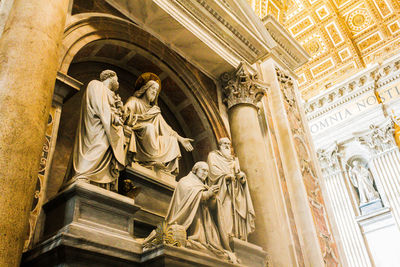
[220,62,268,109]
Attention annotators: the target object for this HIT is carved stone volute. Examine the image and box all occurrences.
[357,121,396,155]
[317,145,343,175]
[220,62,268,109]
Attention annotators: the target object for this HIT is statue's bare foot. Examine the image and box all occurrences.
[151,161,166,169]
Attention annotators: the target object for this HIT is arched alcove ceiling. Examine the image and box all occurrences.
[59,13,230,158]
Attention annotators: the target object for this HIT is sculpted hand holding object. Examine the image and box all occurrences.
[165,161,236,262]
[207,137,255,241]
[63,70,125,190]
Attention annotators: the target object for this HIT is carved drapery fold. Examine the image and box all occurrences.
[220,62,268,109]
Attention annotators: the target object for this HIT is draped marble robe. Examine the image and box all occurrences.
[64,80,125,185]
[165,171,232,258]
[350,163,380,204]
[207,150,255,241]
[123,96,181,173]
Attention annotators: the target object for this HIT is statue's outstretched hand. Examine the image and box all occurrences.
[179,137,194,151]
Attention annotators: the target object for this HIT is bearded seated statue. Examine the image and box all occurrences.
[123,73,194,175]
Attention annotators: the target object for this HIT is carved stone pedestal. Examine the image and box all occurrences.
[230,237,268,267]
[21,181,143,266]
[356,208,400,266]
[360,199,383,215]
[121,164,176,237]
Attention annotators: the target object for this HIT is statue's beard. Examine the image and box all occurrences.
[111,80,119,91]
[220,147,232,158]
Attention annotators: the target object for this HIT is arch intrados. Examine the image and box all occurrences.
[70,38,212,148]
[60,13,229,156]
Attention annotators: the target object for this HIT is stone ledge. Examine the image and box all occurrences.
[142,244,245,267]
[230,237,268,267]
[22,231,142,266]
[126,163,177,190]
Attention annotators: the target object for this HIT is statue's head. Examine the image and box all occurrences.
[134,72,161,105]
[218,137,232,158]
[192,161,209,181]
[146,80,159,102]
[100,70,119,91]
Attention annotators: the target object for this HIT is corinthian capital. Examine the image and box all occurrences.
[220,62,268,109]
[357,121,396,154]
[317,145,343,175]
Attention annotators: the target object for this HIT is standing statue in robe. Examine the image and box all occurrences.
[123,72,193,174]
[165,161,236,262]
[349,160,380,205]
[207,137,255,241]
[64,70,125,189]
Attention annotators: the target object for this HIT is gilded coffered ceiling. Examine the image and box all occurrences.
[249,0,400,100]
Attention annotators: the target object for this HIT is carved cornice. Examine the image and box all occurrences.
[305,55,400,119]
[193,0,260,55]
[175,0,259,61]
[263,15,310,71]
[220,62,268,109]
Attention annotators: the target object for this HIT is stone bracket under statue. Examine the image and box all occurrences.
[22,180,267,267]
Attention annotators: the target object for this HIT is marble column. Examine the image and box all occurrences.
[221,62,299,266]
[0,0,69,266]
[356,121,400,228]
[259,59,329,266]
[317,147,372,267]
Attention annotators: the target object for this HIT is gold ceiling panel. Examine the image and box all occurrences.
[248,0,400,100]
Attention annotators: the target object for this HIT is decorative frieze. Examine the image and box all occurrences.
[305,56,400,117]
[220,62,268,109]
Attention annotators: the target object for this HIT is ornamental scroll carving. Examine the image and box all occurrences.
[24,107,57,251]
[276,66,339,265]
[357,121,396,154]
[220,62,267,109]
[317,145,343,175]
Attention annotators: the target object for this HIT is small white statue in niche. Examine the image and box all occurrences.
[348,159,380,205]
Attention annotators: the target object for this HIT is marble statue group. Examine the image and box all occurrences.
[164,138,255,260]
[64,70,194,188]
[63,70,255,260]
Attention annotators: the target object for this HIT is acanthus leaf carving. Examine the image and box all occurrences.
[317,145,343,175]
[220,61,268,109]
[357,122,396,154]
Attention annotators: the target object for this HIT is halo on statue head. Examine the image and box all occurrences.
[134,72,162,105]
[135,72,161,90]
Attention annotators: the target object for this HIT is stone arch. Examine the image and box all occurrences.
[47,13,229,198]
[59,13,228,142]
